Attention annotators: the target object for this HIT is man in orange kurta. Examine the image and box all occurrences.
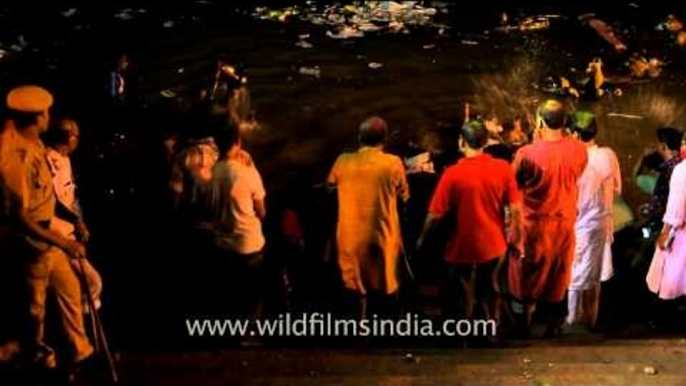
[327,117,409,318]
[508,100,588,336]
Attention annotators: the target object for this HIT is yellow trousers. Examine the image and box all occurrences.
[25,246,93,362]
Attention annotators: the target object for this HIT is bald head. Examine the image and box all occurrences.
[537,99,566,130]
[358,116,388,146]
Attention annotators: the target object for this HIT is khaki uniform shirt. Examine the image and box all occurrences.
[0,127,56,252]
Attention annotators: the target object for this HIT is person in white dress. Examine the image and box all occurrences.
[646,133,686,300]
[44,119,102,310]
[567,112,622,327]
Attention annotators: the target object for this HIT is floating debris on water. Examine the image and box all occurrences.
[461,39,479,45]
[404,352,421,364]
[327,27,364,39]
[253,2,449,38]
[643,366,658,375]
[254,6,298,23]
[496,15,561,32]
[607,112,643,119]
[368,62,384,69]
[299,66,321,77]
[295,40,314,48]
[519,16,552,31]
[657,14,683,32]
[114,8,147,21]
[114,9,135,20]
[62,8,78,18]
[160,90,176,98]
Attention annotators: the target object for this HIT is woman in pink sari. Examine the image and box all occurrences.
[646,136,686,299]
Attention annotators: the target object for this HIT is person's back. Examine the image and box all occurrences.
[514,137,587,220]
[327,116,409,305]
[332,147,407,244]
[577,146,621,224]
[420,120,522,326]
[210,125,266,323]
[509,100,588,336]
[212,158,265,254]
[435,154,517,263]
[567,112,621,327]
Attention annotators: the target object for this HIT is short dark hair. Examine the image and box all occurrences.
[656,127,682,151]
[460,120,489,150]
[213,123,241,155]
[537,100,566,130]
[570,111,598,142]
[358,116,388,146]
[8,109,40,130]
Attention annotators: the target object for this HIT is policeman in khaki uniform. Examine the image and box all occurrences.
[1,86,93,368]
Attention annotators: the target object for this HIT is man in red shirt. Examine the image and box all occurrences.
[508,100,588,336]
[418,120,523,325]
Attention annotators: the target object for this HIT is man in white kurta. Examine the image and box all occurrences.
[44,119,103,310]
[568,112,622,327]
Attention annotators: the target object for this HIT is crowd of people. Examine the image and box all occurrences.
[1,64,686,379]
